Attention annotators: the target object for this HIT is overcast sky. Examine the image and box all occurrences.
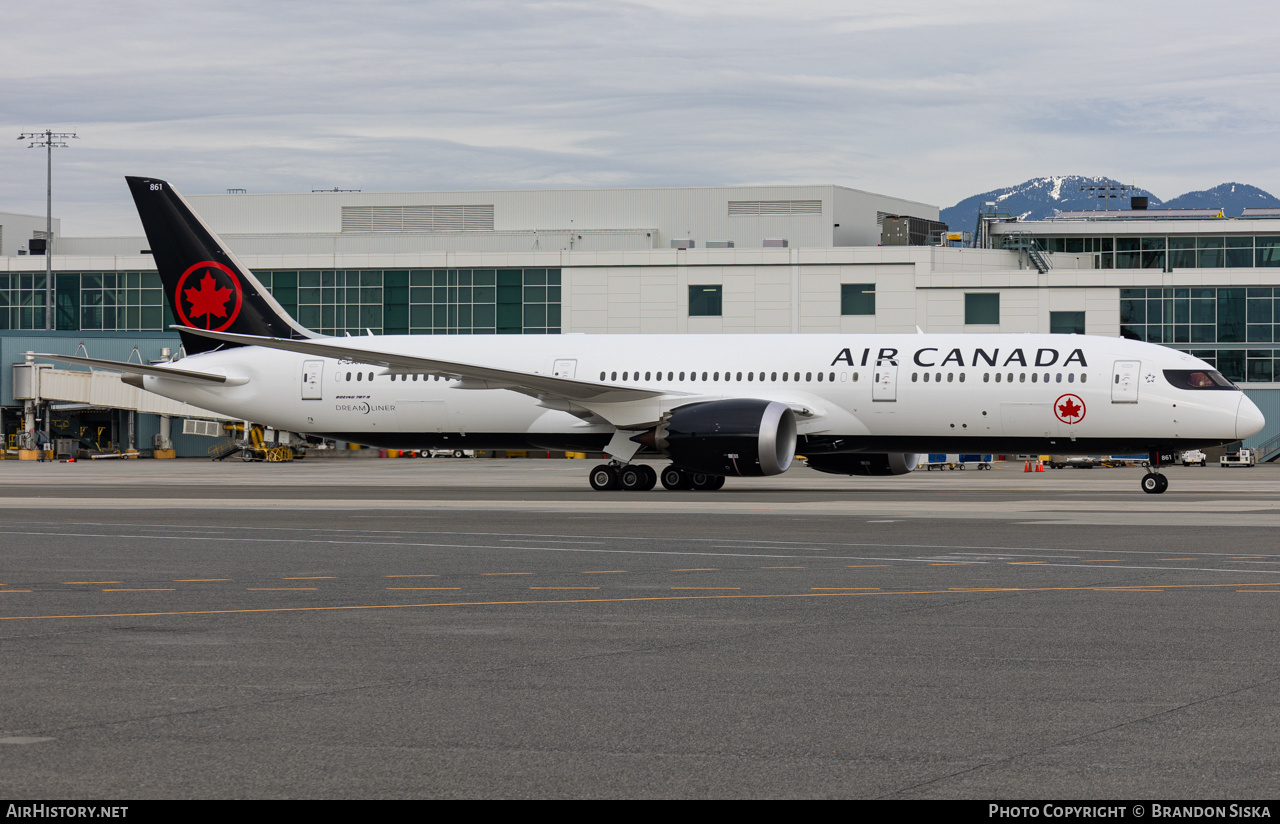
[4,0,1278,235]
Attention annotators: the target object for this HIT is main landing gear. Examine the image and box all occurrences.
[1141,470,1169,495]
[588,463,725,492]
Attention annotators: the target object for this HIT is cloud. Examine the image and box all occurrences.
[2,0,1279,234]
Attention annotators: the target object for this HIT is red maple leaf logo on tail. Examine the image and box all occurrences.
[1057,397,1083,422]
[183,271,233,327]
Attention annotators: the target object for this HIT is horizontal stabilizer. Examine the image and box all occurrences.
[31,353,248,385]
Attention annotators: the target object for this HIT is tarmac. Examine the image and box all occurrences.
[1,458,1278,798]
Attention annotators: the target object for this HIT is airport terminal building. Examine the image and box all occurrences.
[3,183,1279,457]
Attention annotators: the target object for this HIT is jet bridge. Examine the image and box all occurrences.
[10,351,232,457]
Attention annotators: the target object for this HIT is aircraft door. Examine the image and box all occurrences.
[553,359,577,379]
[872,361,898,401]
[302,360,323,400]
[1112,360,1141,403]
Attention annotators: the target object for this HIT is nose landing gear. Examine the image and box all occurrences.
[1141,471,1168,494]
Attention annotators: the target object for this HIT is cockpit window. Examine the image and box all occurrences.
[1163,369,1239,390]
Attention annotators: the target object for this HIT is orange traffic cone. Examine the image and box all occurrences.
[1035,460,1045,472]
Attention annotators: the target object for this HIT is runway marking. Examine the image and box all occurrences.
[671,587,740,590]
[530,587,599,590]
[1008,562,1046,564]
[1161,558,1195,561]
[846,565,890,568]
[385,575,438,578]
[63,581,121,585]
[811,587,880,591]
[174,579,231,582]
[672,568,719,571]
[387,587,460,591]
[1084,560,1120,563]
[103,588,175,592]
[246,588,318,591]
[929,563,972,566]
[482,572,534,576]
[0,590,32,593]
[1238,589,1280,592]
[1232,557,1266,559]
[5,580,1277,622]
[582,570,626,574]
[761,566,805,569]
[284,576,336,580]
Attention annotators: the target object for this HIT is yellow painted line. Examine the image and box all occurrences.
[482,572,534,576]
[386,574,438,578]
[387,587,460,590]
[949,587,1024,592]
[103,588,175,592]
[582,570,626,574]
[64,581,121,585]
[811,587,880,591]
[761,566,805,569]
[0,590,33,593]
[5,582,1280,622]
[1091,588,1163,591]
[174,579,232,582]
[1084,560,1120,563]
[671,568,719,571]
[530,587,600,590]
[1008,562,1046,565]
[283,576,336,580]
[671,587,740,590]
[246,588,318,591]
[1160,558,1195,561]
[929,563,972,566]
[846,565,891,568]
[1232,557,1266,560]
[1238,589,1280,592]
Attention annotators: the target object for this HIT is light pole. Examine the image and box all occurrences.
[18,129,78,330]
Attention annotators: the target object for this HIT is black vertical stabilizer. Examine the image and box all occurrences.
[126,176,314,354]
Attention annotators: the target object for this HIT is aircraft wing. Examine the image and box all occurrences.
[177,328,666,403]
[31,353,248,385]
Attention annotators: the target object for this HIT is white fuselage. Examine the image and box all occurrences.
[138,333,1263,455]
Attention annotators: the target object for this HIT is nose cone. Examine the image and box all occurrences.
[1238,394,1266,440]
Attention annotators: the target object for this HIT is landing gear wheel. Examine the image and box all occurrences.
[661,466,692,490]
[690,472,725,491]
[618,465,647,491]
[589,464,619,491]
[637,465,658,491]
[696,470,727,488]
[1141,472,1168,494]
[452,449,465,458]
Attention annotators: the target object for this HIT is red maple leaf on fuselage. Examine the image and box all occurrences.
[1058,398,1083,421]
[184,271,233,326]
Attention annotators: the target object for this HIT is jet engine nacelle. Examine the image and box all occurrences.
[804,453,920,476]
[645,399,797,477]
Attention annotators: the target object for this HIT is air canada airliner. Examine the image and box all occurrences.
[39,177,1265,495]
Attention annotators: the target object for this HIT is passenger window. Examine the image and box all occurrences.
[806,372,813,381]
[995,373,1001,383]
[667,371,673,381]
[829,372,835,382]
[356,373,362,381]
[611,371,617,381]
[702,372,708,381]
[345,372,352,381]
[679,372,685,381]
[1068,373,1075,383]
[852,372,858,382]
[1056,373,1062,383]
[1081,374,1087,383]
[1019,373,1026,383]
[817,372,824,382]
[912,373,918,382]
[959,373,966,383]
[623,372,629,380]
[983,373,990,383]
[1031,373,1037,383]
[782,372,788,382]
[736,372,743,381]
[771,372,777,381]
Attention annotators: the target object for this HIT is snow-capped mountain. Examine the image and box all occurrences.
[1161,183,1280,216]
[939,176,1161,231]
[939,176,1280,232]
